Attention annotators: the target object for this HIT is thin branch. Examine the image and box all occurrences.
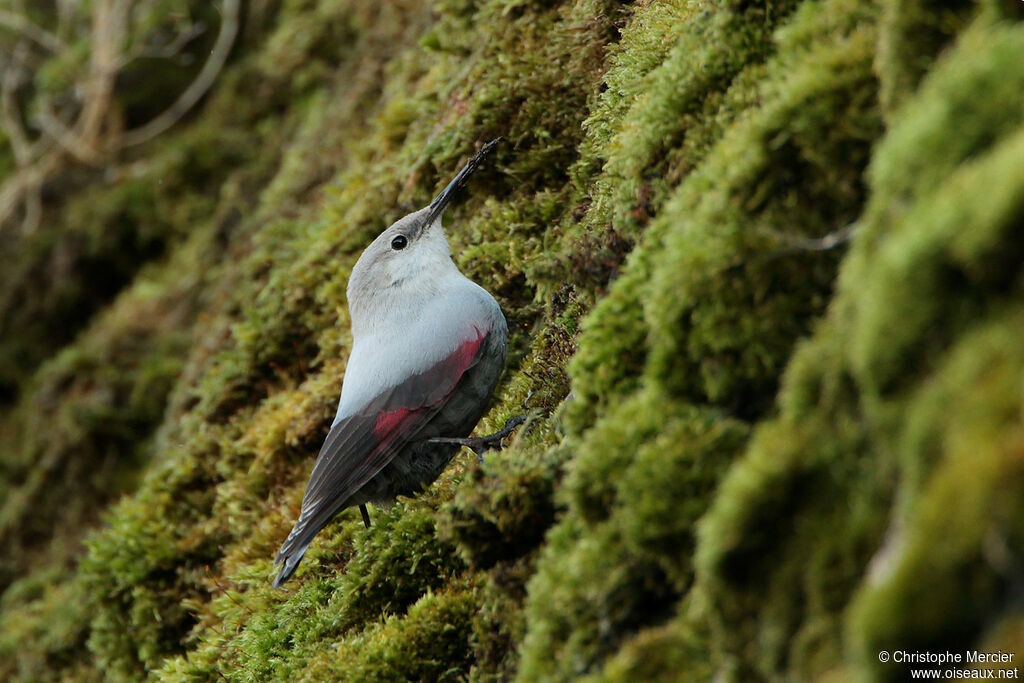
[56,0,78,43]
[719,223,860,275]
[72,0,124,155]
[1,62,31,164]
[20,176,41,234]
[117,20,206,68]
[0,9,65,53]
[0,153,57,233]
[121,0,239,147]
[36,103,101,164]
[757,222,860,255]
[0,0,241,235]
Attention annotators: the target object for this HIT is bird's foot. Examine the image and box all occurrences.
[429,415,527,463]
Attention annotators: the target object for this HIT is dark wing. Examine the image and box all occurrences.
[273,328,489,586]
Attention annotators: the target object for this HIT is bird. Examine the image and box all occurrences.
[273,139,514,588]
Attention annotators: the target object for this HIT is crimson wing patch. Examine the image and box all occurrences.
[273,328,486,584]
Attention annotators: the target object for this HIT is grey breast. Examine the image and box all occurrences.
[354,315,508,504]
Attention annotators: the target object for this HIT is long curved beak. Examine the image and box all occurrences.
[423,138,501,228]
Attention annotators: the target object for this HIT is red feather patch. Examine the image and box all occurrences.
[371,326,485,439]
[453,326,484,369]
[373,407,413,437]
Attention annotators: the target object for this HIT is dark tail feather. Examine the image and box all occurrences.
[273,497,362,587]
[272,541,311,588]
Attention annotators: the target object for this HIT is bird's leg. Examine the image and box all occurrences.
[428,415,527,464]
[358,415,525,529]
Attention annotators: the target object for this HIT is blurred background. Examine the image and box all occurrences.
[1,0,1022,680]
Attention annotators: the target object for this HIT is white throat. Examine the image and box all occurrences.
[347,216,464,339]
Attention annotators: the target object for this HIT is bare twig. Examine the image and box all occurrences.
[56,0,78,42]
[121,0,239,147]
[757,222,860,255]
[0,0,240,234]
[122,20,206,66]
[0,155,57,234]
[35,104,103,164]
[21,176,41,234]
[0,9,65,53]
[0,62,31,164]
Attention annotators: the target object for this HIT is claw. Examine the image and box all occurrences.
[428,414,528,462]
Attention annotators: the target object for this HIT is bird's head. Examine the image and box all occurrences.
[347,139,500,309]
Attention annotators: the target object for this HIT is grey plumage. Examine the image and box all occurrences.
[273,142,506,587]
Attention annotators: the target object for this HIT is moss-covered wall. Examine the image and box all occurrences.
[1,0,1022,680]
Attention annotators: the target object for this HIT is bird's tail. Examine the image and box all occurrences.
[272,493,355,587]
[272,540,311,588]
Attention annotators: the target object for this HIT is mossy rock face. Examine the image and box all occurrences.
[438,449,562,570]
[694,10,1024,680]
[3,0,1024,680]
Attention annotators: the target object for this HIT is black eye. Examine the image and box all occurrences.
[391,235,407,250]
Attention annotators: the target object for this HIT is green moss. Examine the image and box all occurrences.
[0,257,196,591]
[564,0,811,434]
[841,24,1024,673]
[583,0,803,241]
[1,0,629,677]
[645,0,879,413]
[439,445,563,570]
[844,18,1024,399]
[692,13,1024,680]
[584,617,714,683]
[4,0,1024,679]
[520,392,747,679]
[522,0,882,674]
[874,0,979,119]
[0,567,97,682]
[520,518,673,680]
[302,585,478,681]
[849,310,1024,680]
